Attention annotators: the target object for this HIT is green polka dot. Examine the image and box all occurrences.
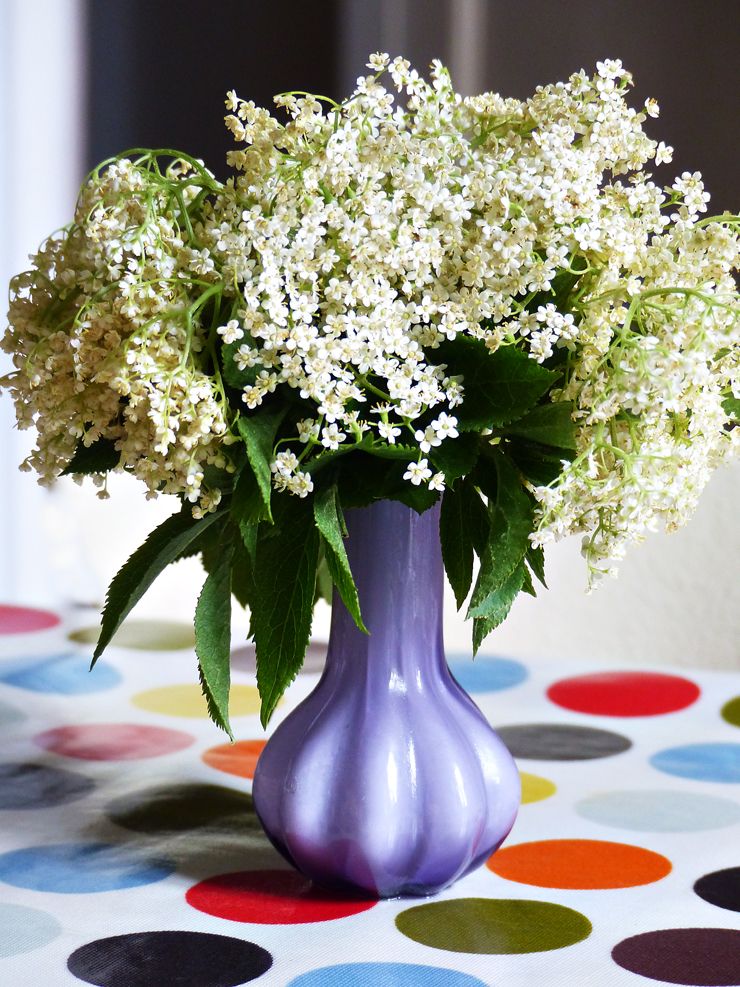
[69,620,194,651]
[721,696,740,728]
[395,898,591,954]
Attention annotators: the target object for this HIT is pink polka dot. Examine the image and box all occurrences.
[0,605,60,635]
[33,724,195,761]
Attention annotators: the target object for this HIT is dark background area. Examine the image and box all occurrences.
[87,0,738,207]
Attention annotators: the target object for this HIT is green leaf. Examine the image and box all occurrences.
[467,451,533,617]
[231,527,257,608]
[503,402,578,450]
[62,436,119,476]
[429,432,480,482]
[313,485,367,633]
[221,338,261,390]
[236,405,287,522]
[252,495,319,726]
[390,483,439,514]
[520,563,537,597]
[232,460,265,532]
[722,395,740,420]
[440,483,475,609]
[314,551,333,605]
[93,507,223,665]
[194,536,235,738]
[434,337,558,430]
[526,542,547,588]
[472,564,525,653]
[509,439,572,486]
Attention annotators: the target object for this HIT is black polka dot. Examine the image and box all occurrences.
[67,931,272,986]
[694,867,740,913]
[0,762,94,809]
[494,724,632,760]
[105,783,260,835]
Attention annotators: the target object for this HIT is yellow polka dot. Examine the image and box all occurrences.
[132,684,264,718]
[520,771,557,804]
[69,620,195,651]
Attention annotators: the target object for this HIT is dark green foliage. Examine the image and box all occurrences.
[62,436,120,476]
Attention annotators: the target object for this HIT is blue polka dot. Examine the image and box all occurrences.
[650,743,740,783]
[0,842,174,893]
[448,655,527,693]
[287,964,488,987]
[0,653,121,694]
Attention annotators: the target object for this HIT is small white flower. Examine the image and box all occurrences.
[428,472,445,492]
[403,459,433,486]
[217,319,244,344]
[378,421,401,443]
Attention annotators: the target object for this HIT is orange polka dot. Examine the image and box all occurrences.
[202,740,266,780]
[487,838,671,889]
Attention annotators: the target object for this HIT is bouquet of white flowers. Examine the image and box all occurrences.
[3,55,738,732]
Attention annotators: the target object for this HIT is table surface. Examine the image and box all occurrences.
[0,602,739,987]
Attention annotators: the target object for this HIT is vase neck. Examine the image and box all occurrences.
[325,498,445,680]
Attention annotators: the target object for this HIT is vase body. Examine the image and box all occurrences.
[252,498,520,898]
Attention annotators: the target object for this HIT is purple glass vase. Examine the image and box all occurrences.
[252,498,520,898]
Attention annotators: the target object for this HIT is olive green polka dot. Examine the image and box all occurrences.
[721,696,740,728]
[69,620,194,651]
[395,898,592,954]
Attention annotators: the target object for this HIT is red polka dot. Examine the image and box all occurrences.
[33,724,195,760]
[547,671,700,717]
[0,605,60,634]
[186,869,376,924]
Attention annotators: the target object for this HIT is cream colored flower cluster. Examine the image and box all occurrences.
[2,54,738,578]
[3,155,232,511]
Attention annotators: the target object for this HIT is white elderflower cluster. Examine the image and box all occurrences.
[2,55,738,578]
[2,154,232,504]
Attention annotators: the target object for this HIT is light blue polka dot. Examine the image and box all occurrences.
[0,903,61,957]
[287,964,488,986]
[0,842,174,893]
[575,789,740,831]
[650,743,740,783]
[448,655,527,693]
[0,653,120,694]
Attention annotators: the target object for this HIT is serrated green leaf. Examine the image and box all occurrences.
[503,401,577,450]
[521,563,537,597]
[440,484,474,609]
[468,451,533,617]
[236,405,287,523]
[195,536,235,738]
[231,527,257,608]
[221,338,261,390]
[472,564,525,653]
[313,485,367,633]
[93,507,224,665]
[429,432,480,482]
[252,495,319,726]
[722,395,740,420]
[391,483,440,514]
[434,337,558,430]
[526,542,547,588]
[509,439,572,486]
[314,551,333,605]
[232,459,265,533]
[62,436,120,476]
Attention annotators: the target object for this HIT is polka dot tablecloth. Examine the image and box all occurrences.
[1,603,739,986]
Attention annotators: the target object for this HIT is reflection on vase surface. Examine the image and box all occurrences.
[253,499,520,898]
